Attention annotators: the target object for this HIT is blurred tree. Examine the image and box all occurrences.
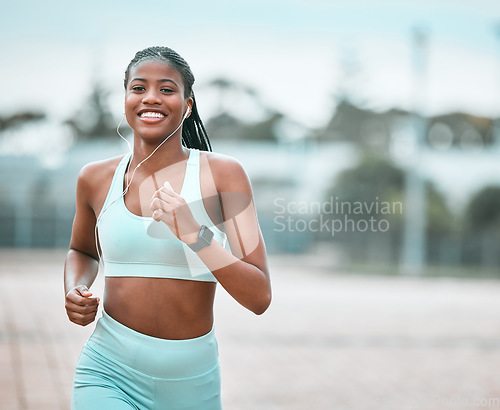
[315,99,393,157]
[202,76,280,142]
[206,112,280,142]
[64,83,117,140]
[205,112,246,141]
[242,113,281,142]
[322,156,453,266]
[464,186,500,229]
[204,77,266,116]
[462,186,500,267]
[0,111,45,132]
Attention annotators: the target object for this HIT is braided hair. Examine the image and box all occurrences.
[124,46,212,152]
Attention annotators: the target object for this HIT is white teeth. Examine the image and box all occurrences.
[140,112,165,118]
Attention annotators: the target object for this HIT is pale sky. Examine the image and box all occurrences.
[2,0,500,128]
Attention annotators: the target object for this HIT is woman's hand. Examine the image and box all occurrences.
[64,285,100,326]
[150,181,200,245]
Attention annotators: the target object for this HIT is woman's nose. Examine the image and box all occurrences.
[142,90,161,104]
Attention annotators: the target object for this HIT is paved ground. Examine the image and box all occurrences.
[0,249,499,410]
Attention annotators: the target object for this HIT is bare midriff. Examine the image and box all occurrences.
[103,277,216,340]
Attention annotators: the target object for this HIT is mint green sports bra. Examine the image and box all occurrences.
[96,148,230,282]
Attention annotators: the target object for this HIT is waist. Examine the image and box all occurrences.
[86,309,219,379]
[103,276,216,339]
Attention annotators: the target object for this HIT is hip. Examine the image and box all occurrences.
[85,309,220,379]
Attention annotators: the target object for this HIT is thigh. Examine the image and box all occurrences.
[72,344,153,410]
[72,387,137,410]
[154,363,222,410]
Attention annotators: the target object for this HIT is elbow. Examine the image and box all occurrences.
[253,306,269,316]
[252,291,272,315]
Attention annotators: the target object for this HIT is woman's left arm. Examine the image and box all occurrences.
[193,154,271,315]
[151,153,271,314]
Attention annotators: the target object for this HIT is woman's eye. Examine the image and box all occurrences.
[132,85,145,91]
[161,88,174,93]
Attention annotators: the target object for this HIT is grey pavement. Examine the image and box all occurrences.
[0,249,499,410]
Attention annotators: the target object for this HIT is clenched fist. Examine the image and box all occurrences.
[65,285,100,326]
[150,181,200,245]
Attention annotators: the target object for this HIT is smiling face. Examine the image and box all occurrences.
[124,60,193,141]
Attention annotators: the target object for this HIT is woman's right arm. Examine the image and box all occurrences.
[64,164,101,326]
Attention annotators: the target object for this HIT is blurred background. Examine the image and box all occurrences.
[1,0,500,276]
[1,1,500,409]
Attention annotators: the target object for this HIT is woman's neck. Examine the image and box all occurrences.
[130,134,190,173]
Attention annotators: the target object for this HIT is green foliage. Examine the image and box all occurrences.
[241,113,280,141]
[333,156,404,205]
[461,186,500,267]
[427,185,455,237]
[324,155,454,263]
[206,112,279,142]
[465,186,500,231]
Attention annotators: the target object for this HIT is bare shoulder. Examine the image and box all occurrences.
[76,154,127,209]
[78,154,126,186]
[203,151,252,194]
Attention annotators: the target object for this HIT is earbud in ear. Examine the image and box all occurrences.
[184,107,191,118]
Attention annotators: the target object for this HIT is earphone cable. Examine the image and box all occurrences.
[94,110,189,269]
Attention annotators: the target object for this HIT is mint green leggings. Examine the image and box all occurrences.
[71,310,222,409]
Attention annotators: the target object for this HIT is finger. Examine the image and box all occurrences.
[150,197,167,214]
[82,296,100,306]
[163,181,176,193]
[150,195,162,210]
[152,208,164,221]
[153,183,174,197]
[75,284,92,297]
[70,311,97,326]
[66,289,100,304]
[66,302,99,318]
[158,183,181,200]
[156,188,176,203]
[67,307,98,320]
[66,301,99,315]
[75,304,98,316]
[151,196,176,214]
[67,291,100,306]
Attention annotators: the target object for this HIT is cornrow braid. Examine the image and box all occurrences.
[124,46,212,152]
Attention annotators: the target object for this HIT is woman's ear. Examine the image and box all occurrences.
[185,98,194,118]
